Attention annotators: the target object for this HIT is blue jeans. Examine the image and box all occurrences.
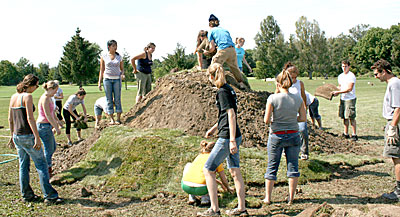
[37,123,56,168]
[204,136,242,171]
[299,122,309,155]
[103,78,122,114]
[13,134,58,200]
[264,132,301,181]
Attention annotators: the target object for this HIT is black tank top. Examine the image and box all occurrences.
[137,52,153,74]
[11,93,35,135]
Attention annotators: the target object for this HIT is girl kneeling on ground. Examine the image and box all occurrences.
[182,140,233,206]
[263,68,306,205]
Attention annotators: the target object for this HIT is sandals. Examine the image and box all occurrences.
[225,208,249,216]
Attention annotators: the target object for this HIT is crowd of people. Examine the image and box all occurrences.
[6,13,399,215]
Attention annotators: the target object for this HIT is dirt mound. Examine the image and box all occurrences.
[123,70,364,152]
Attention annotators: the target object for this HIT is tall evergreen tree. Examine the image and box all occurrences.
[254,15,287,79]
[58,28,102,85]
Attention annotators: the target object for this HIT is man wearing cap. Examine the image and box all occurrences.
[372,59,400,201]
[204,14,248,90]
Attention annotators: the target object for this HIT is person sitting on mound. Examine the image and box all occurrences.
[181,140,233,206]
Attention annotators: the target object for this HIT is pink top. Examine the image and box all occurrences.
[37,99,55,123]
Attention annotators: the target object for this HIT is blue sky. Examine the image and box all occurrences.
[1,0,399,67]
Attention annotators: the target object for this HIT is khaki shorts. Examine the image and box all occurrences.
[383,121,400,158]
[136,71,152,97]
[339,98,356,119]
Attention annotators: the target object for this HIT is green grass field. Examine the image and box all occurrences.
[0,76,395,216]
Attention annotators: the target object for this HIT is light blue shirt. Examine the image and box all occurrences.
[208,27,235,50]
[235,47,245,68]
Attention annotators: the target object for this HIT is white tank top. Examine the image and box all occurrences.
[289,80,301,98]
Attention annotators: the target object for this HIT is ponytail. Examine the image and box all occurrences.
[16,74,39,93]
[144,42,156,52]
[207,63,226,88]
[42,80,59,91]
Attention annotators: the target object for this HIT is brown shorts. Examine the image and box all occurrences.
[383,121,400,158]
[339,98,356,119]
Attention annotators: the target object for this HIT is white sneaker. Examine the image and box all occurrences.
[200,194,210,205]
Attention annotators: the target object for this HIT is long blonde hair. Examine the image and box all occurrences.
[276,62,294,89]
[42,80,59,91]
[207,63,226,88]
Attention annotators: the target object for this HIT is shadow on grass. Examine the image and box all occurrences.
[59,197,142,209]
[295,194,394,205]
[52,157,122,186]
[358,135,384,141]
[332,167,390,180]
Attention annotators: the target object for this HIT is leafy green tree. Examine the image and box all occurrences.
[349,24,370,42]
[0,60,20,85]
[327,34,356,76]
[253,15,287,79]
[352,27,392,73]
[243,49,256,76]
[37,63,50,84]
[48,66,63,82]
[294,16,329,79]
[122,49,134,90]
[153,43,196,79]
[58,28,102,85]
[16,57,36,77]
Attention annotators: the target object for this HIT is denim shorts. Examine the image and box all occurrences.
[204,136,242,172]
[264,132,301,181]
[94,105,104,116]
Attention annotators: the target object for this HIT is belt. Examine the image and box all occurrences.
[273,130,298,135]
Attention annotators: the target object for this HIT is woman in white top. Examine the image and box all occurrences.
[98,40,124,125]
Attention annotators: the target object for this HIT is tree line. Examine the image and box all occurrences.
[0,16,399,86]
[251,16,400,79]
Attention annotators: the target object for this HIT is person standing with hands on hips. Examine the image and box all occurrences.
[197,63,248,217]
[372,59,400,201]
[131,43,156,103]
[98,40,124,125]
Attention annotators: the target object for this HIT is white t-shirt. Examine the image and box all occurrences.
[305,90,315,106]
[94,96,108,111]
[383,77,400,120]
[338,71,356,100]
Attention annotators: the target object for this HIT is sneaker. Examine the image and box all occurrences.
[300,154,309,160]
[200,195,210,205]
[188,194,197,205]
[197,208,221,216]
[225,208,249,216]
[67,141,73,147]
[382,188,400,201]
[341,133,350,139]
[44,197,64,205]
[351,135,358,141]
